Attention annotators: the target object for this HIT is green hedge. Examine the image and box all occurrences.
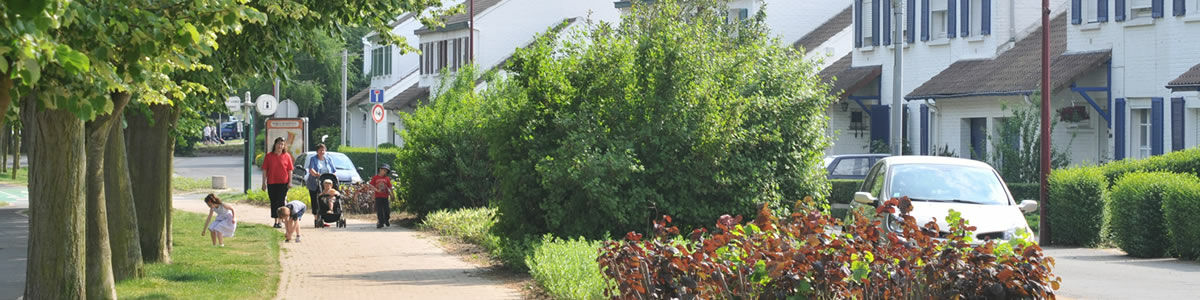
[1046,167,1107,246]
[1103,148,1200,185]
[1108,172,1197,258]
[1007,182,1041,202]
[1161,176,1200,260]
[828,179,862,205]
[339,146,401,180]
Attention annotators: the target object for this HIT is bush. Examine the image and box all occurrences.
[244,189,269,206]
[1161,176,1200,260]
[420,207,501,251]
[311,126,341,151]
[1103,148,1200,185]
[339,146,401,180]
[1007,182,1041,202]
[828,179,862,205]
[1045,167,1106,246]
[527,235,610,300]
[1107,172,1196,257]
[395,65,503,218]
[491,0,833,241]
[598,198,1059,298]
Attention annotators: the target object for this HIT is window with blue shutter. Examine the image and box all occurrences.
[922,0,931,40]
[871,106,891,145]
[1072,0,1083,24]
[947,0,957,38]
[856,0,863,48]
[1174,0,1186,16]
[908,0,917,42]
[1098,0,1109,21]
[1152,97,1164,155]
[920,104,930,155]
[1153,0,1164,18]
[1115,98,1126,160]
[873,0,881,45]
[961,0,970,36]
[1173,98,1185,151]
[883,0,892,45]
[982,0,992,34]
[739,8,749,20]
[1116,0,1126,21]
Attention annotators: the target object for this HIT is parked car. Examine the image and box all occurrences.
[848,156,1038,242]
[824,154,890,180]
[220,121,241,140]
[291,151,364,187]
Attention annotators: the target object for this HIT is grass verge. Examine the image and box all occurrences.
[173,176,215,193]
[0,167,28,186]
[527,235,610,300]
[116,210,280,299]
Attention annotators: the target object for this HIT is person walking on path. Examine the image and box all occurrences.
[201,194,237,247]
[277,200,307,243]
[368,165,393,228]
[306,144,336,225]
[263,137,294,228]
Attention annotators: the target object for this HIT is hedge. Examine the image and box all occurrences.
[1007,182,1041,202]
[1108,172,1197,258]
[828,179,862,205]
[1103,148,1200,185]
[338,146,401,180]
[1161,176,1200,260]
[1046,167,1106,246]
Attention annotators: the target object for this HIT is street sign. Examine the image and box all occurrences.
[256,94,278,116]
[276,99,300,118]
[225,96,242,113]
[371,104,385,123]
[370,89,385,103]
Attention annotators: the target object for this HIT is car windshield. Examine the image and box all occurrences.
[326,153,355,170]
[887,164,1009,205]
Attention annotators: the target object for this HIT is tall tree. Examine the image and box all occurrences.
[104,109,143,280]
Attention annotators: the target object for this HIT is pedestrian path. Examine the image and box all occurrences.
[0,185,27,208]
[173,195,520,300]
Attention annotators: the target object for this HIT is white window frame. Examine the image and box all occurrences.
[1135,108,1152,158]
[1130,0,1154,19]
[930,0,948,40]
[970,0,984,34]
[863,0,875,44]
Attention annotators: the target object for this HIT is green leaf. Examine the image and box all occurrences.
[179,23,200,44]
[55,45,89,73]
[7,0,48,19]
[0,55,8,74]
[18,57,40,85]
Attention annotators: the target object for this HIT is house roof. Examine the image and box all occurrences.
[414,0,505,35]
[383,83,430,110]
[794,6,853,54]
[819,54,882,98]
[1167,63,1200,91]
[346,88,370,107]
[907,14,1110,100]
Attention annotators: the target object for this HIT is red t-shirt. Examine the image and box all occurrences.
[370,175,392,198]
[263,152,294,184]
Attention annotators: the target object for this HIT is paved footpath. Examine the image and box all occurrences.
[1047,246,1200,299]
[174,194,519,300]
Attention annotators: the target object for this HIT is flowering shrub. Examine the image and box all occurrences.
[598,197,1060,299]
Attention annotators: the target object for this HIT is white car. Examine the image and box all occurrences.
[849,156,1038,242]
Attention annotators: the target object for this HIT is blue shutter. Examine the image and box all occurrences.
[1174,0,1186,16]
[871,105,891,145]
[921,0,931,41]
[1173,98,1185,151]
[1153,0,1164,18]
[1115,98,1126,160]
[1152,97,1164,155]
[1072,0,1082,24]
[856,0,863,48]
[961,0,970,36]
[947,0,957,38]
[873,0,881,45]
[1098,0,1109,22]
[883,0,892,45]
[920,104,930,155]
[1116,0,1126,21]
[907,0,917,43]
[982,0,992,34]
[739,8,749,20]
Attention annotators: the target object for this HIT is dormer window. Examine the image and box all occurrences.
[371,45,393,77]
[421,37,471,75]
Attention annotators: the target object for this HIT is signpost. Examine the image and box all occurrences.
[228,91,282,193]
[372,103,384,171]
[370,89,385,103]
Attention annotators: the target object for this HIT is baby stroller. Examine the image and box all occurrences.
[315,173,347,228]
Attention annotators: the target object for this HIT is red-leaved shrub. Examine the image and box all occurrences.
[598,197,1060,299]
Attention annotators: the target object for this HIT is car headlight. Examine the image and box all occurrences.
[886,215,904,233]
[1003,228,1018,240]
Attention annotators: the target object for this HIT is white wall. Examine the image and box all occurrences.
[759,0,854,45]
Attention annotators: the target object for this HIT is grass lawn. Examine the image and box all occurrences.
[0,167,28,186]
[173,176,215,193]
[116,210,280,299]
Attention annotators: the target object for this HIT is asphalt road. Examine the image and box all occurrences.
[0,186,26,300]
[1046,247,1200,299]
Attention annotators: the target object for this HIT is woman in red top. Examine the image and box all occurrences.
[370,165,393,228]
[262,137,294,228]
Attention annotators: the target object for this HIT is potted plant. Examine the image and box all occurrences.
[1057,105,1089,123]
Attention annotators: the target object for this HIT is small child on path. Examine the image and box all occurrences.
[201,194,237,247]
[277,200,307,242]
[368,165,393,228]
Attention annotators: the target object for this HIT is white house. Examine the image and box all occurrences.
[823,0,1072,158]
[345,0,620,148]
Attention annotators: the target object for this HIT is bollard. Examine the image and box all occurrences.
[212,175,227,190]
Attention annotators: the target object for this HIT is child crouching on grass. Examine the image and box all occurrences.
[201,194,237,247]
[277,200,307,243]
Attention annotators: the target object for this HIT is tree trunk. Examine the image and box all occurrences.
[83,92,130,299]
[1,123,9,173]
[12,126,19,179]
[22,91,87,299]
[105,107,144,281]
[0,76,12,173]
[126,104,181,263]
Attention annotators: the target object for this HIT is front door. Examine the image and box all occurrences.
[970,118,987,160]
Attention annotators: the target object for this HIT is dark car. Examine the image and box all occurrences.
[220,122,241,140]
[824,154,890,180]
